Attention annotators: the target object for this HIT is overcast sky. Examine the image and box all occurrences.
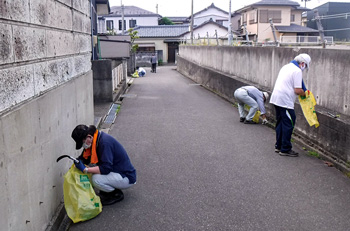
[109,0,350,17]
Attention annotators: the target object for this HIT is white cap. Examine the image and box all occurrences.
[294,53,311,69]
[263,92,269,102]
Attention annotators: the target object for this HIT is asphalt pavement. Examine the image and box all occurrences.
[69,65,350,231]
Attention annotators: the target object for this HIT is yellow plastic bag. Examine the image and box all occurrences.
[298,90,319,128]
[131,70,139,78]
[63,165,102,223]
[252,110,261,123]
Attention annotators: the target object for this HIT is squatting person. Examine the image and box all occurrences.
[71,125,136,205]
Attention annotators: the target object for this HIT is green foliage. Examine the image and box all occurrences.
[128,28,139,52]
[107,29,116,35]
[308,150,320,158]
[159,17,174,25]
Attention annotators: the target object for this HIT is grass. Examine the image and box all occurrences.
[346,172,350,179]
[307,150,320,158]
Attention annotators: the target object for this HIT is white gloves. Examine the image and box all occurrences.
[262,119,268,125]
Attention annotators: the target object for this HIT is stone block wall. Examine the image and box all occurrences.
[0,1,93,230]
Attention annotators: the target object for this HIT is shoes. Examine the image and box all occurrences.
[275,148,281,153]
[244,120,256,124]
[99,189,124,206]
[240,117,245,122]
[279,150,299,157]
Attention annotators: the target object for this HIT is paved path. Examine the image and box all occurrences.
[70,66,350,231]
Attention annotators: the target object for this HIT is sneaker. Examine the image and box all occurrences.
[279,150,299,157]
[240,117,245,122]
[244,120,256,124]
[99,190,124,206]
[275,148,281,153]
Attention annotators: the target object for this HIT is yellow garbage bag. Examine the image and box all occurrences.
[131,70,139,78]
[298,90,319,128]
[252,110,261,123]
[63,165,102,223]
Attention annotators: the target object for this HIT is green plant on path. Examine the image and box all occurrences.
[308,150,320,158]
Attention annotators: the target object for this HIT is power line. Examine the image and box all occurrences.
[323,27,350,32]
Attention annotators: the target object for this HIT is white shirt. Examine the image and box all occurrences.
[138,67,146,74]
[270,63,302,109]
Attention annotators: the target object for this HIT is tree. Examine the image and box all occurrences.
[159,17,174,25]
[128,28,139,52]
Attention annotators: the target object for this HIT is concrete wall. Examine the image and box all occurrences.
[92,59,126,102]
[177,45,350,164]
[0,0,93,230]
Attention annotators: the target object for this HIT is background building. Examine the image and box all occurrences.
[307,2,350,41]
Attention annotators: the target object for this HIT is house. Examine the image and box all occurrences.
[99,5,161,34]
[235,0,318,43]
[166,17,190,25]
[190,3,230,28]
[307,2,350,41]
[181,19,231,42]
[132,25,189,64]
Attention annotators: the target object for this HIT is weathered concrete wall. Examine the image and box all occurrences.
[0,0,93,230]
[179,46,350,116]
[177,46,350,165]
[92,59,126,102]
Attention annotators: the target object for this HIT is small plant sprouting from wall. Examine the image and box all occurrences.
[308,150,320,158]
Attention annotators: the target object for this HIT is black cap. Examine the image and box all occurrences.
[71,125,89,150]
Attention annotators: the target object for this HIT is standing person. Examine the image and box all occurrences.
[234,86,269,124]
[71,125,136,205]
[150,53,157,73]
[270,54,311,157]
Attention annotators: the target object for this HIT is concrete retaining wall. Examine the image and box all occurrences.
[177,46,350,165]
[0,0,93,230]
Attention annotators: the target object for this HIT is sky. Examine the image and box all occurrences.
[109,0,350,17]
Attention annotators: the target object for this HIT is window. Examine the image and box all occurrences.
[129,19,137,28]
[216,20,225,26]
[259,10,281,23]
[291,14,295,22]
[243,13,247,24]
[118,20,126,30]
[106,20,114,30]
[260,10,268,23]
[249,11,257,24]
[269,10,281,23]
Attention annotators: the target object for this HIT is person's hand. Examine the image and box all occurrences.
[75,160,86,173]
[262,119,268,125]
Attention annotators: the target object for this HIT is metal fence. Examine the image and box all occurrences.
[280,36,334,45]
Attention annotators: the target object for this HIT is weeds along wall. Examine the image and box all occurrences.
[0,1,93,230]
[177,45,350,165]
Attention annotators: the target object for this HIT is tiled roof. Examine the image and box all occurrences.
[166,17,190,23]
[236,0,310,12]
[275,23,318,33]
[132,25,190,38]
[106,5,161,17]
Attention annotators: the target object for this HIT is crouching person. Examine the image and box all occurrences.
[71,125,136,206]
[234,86,269,124]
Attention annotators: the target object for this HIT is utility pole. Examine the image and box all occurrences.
[121,2,125,34]
[215,30,218,45]
[207,32,209,45]
[228,0,233,46]
[190,0,194,44]
[314,10,326,48]
[156,4,158,14]
[301,0,311,8]
[269,18,278,45]
[243,24,249,44]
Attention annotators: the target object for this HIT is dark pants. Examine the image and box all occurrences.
[151,63,156,73]
[274,105,296,152]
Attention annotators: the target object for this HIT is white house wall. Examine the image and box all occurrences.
[182,24,228,39]
[103,16,158,34]
[194,8,229,27]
